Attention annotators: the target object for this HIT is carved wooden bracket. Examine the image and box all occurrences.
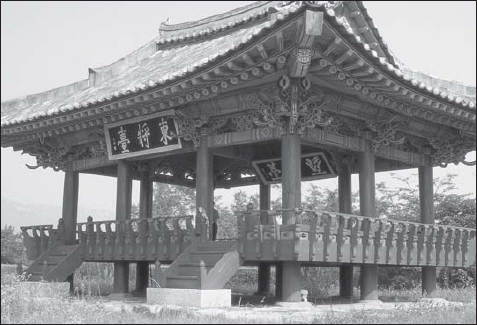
[174,112,228,147]
[429,136,476,168]
[253,75,338,135]
[23,138,94,171]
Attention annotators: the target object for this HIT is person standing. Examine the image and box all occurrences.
[212,202,220,241]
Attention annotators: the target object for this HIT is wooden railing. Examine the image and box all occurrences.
[77,216,195,261]
[21,224,61,261]
[235,209,477,267]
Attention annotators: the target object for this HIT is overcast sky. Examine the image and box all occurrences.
[1,1,476,221]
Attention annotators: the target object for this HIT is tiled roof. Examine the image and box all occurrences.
[1,1,475,129]
[1,19,279,127]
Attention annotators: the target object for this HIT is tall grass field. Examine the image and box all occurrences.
[1,264,476,324]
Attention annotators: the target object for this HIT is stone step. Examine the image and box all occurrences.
[27,275,43,282]
[188,252,225,264]
[46,255,68,263]
[178,265,214,276]
[197,241,235,251]
[166,275,200,289]
[52,245,78,255]
[27,263,58,274]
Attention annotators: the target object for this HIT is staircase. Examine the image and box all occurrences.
[159,240,242,290]
[25,244,82,282]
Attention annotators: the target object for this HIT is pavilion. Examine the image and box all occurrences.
[1,1,476,306]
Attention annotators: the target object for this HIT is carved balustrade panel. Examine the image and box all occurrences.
[234,209,476,267]
[76,215,195,261]
[21,225,59,261]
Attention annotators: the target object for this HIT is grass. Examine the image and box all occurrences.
[2,264,476,324]
[312,305,476,324]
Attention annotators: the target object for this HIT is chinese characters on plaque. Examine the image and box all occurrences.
[252,152,336,185]
[104,110,181,160]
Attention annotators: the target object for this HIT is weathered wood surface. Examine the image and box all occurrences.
[77,216,195,262]
[235,209,477,267]
[21,225,59,261]
[21,210,476,266]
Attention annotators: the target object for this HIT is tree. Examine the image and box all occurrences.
[1,225,25,264]
[132,183,196,219]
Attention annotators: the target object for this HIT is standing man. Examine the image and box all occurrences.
[212,202,220,241]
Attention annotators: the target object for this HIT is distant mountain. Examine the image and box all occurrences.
[1,196,114,233]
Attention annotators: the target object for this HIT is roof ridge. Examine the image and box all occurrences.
[159,1,274,33]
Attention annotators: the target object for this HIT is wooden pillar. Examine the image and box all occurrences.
[419,155,436,296]
[359,141,379,301]
[113,160,132,295]
[196,136,214,240]
[280,133,302,302]
[257,183,271,295]
[275,263,283,299]
[136,168,153,296]
[62,163,79,292]
[62,163,79,245]
[339,157,354,298]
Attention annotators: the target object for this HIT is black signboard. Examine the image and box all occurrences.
[104,110,182,160]
[252,152,336,185]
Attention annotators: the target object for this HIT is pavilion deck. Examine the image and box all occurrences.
[21,210,476,268]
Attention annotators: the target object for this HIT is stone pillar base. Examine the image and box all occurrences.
[147,288,231,308]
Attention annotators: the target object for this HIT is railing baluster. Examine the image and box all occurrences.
[159,219,169,260]
[309,213,317,261]
[375,220,387,264]
[272,213,280,260]
[237,212,246,256]
[461,230,470,267]
[426,226,436,266]
[407,225,417,265]
[385,221,396,265]
[104,222,113,260]
[95,223,102,260]
[454,230,462,267]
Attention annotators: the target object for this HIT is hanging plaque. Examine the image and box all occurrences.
[252,152,336,185]
[104,110,181,160]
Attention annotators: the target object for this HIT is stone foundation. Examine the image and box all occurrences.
[147,288,231,308]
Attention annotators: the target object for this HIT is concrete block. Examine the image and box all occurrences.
[147,288,231,308]
[17,282,70,298]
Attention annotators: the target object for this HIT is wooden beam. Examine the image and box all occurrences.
[72,155,115,172]
[288,11,324,77]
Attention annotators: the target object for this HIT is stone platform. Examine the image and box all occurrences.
[147,288,231,308]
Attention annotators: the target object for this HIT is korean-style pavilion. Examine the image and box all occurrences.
[1,1,476,305]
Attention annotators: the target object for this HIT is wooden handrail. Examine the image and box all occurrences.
[234,209,476,232]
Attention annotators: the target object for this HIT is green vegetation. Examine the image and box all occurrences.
[2,267,476,324]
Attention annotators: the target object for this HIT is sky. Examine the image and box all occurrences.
[1,1,476,221]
